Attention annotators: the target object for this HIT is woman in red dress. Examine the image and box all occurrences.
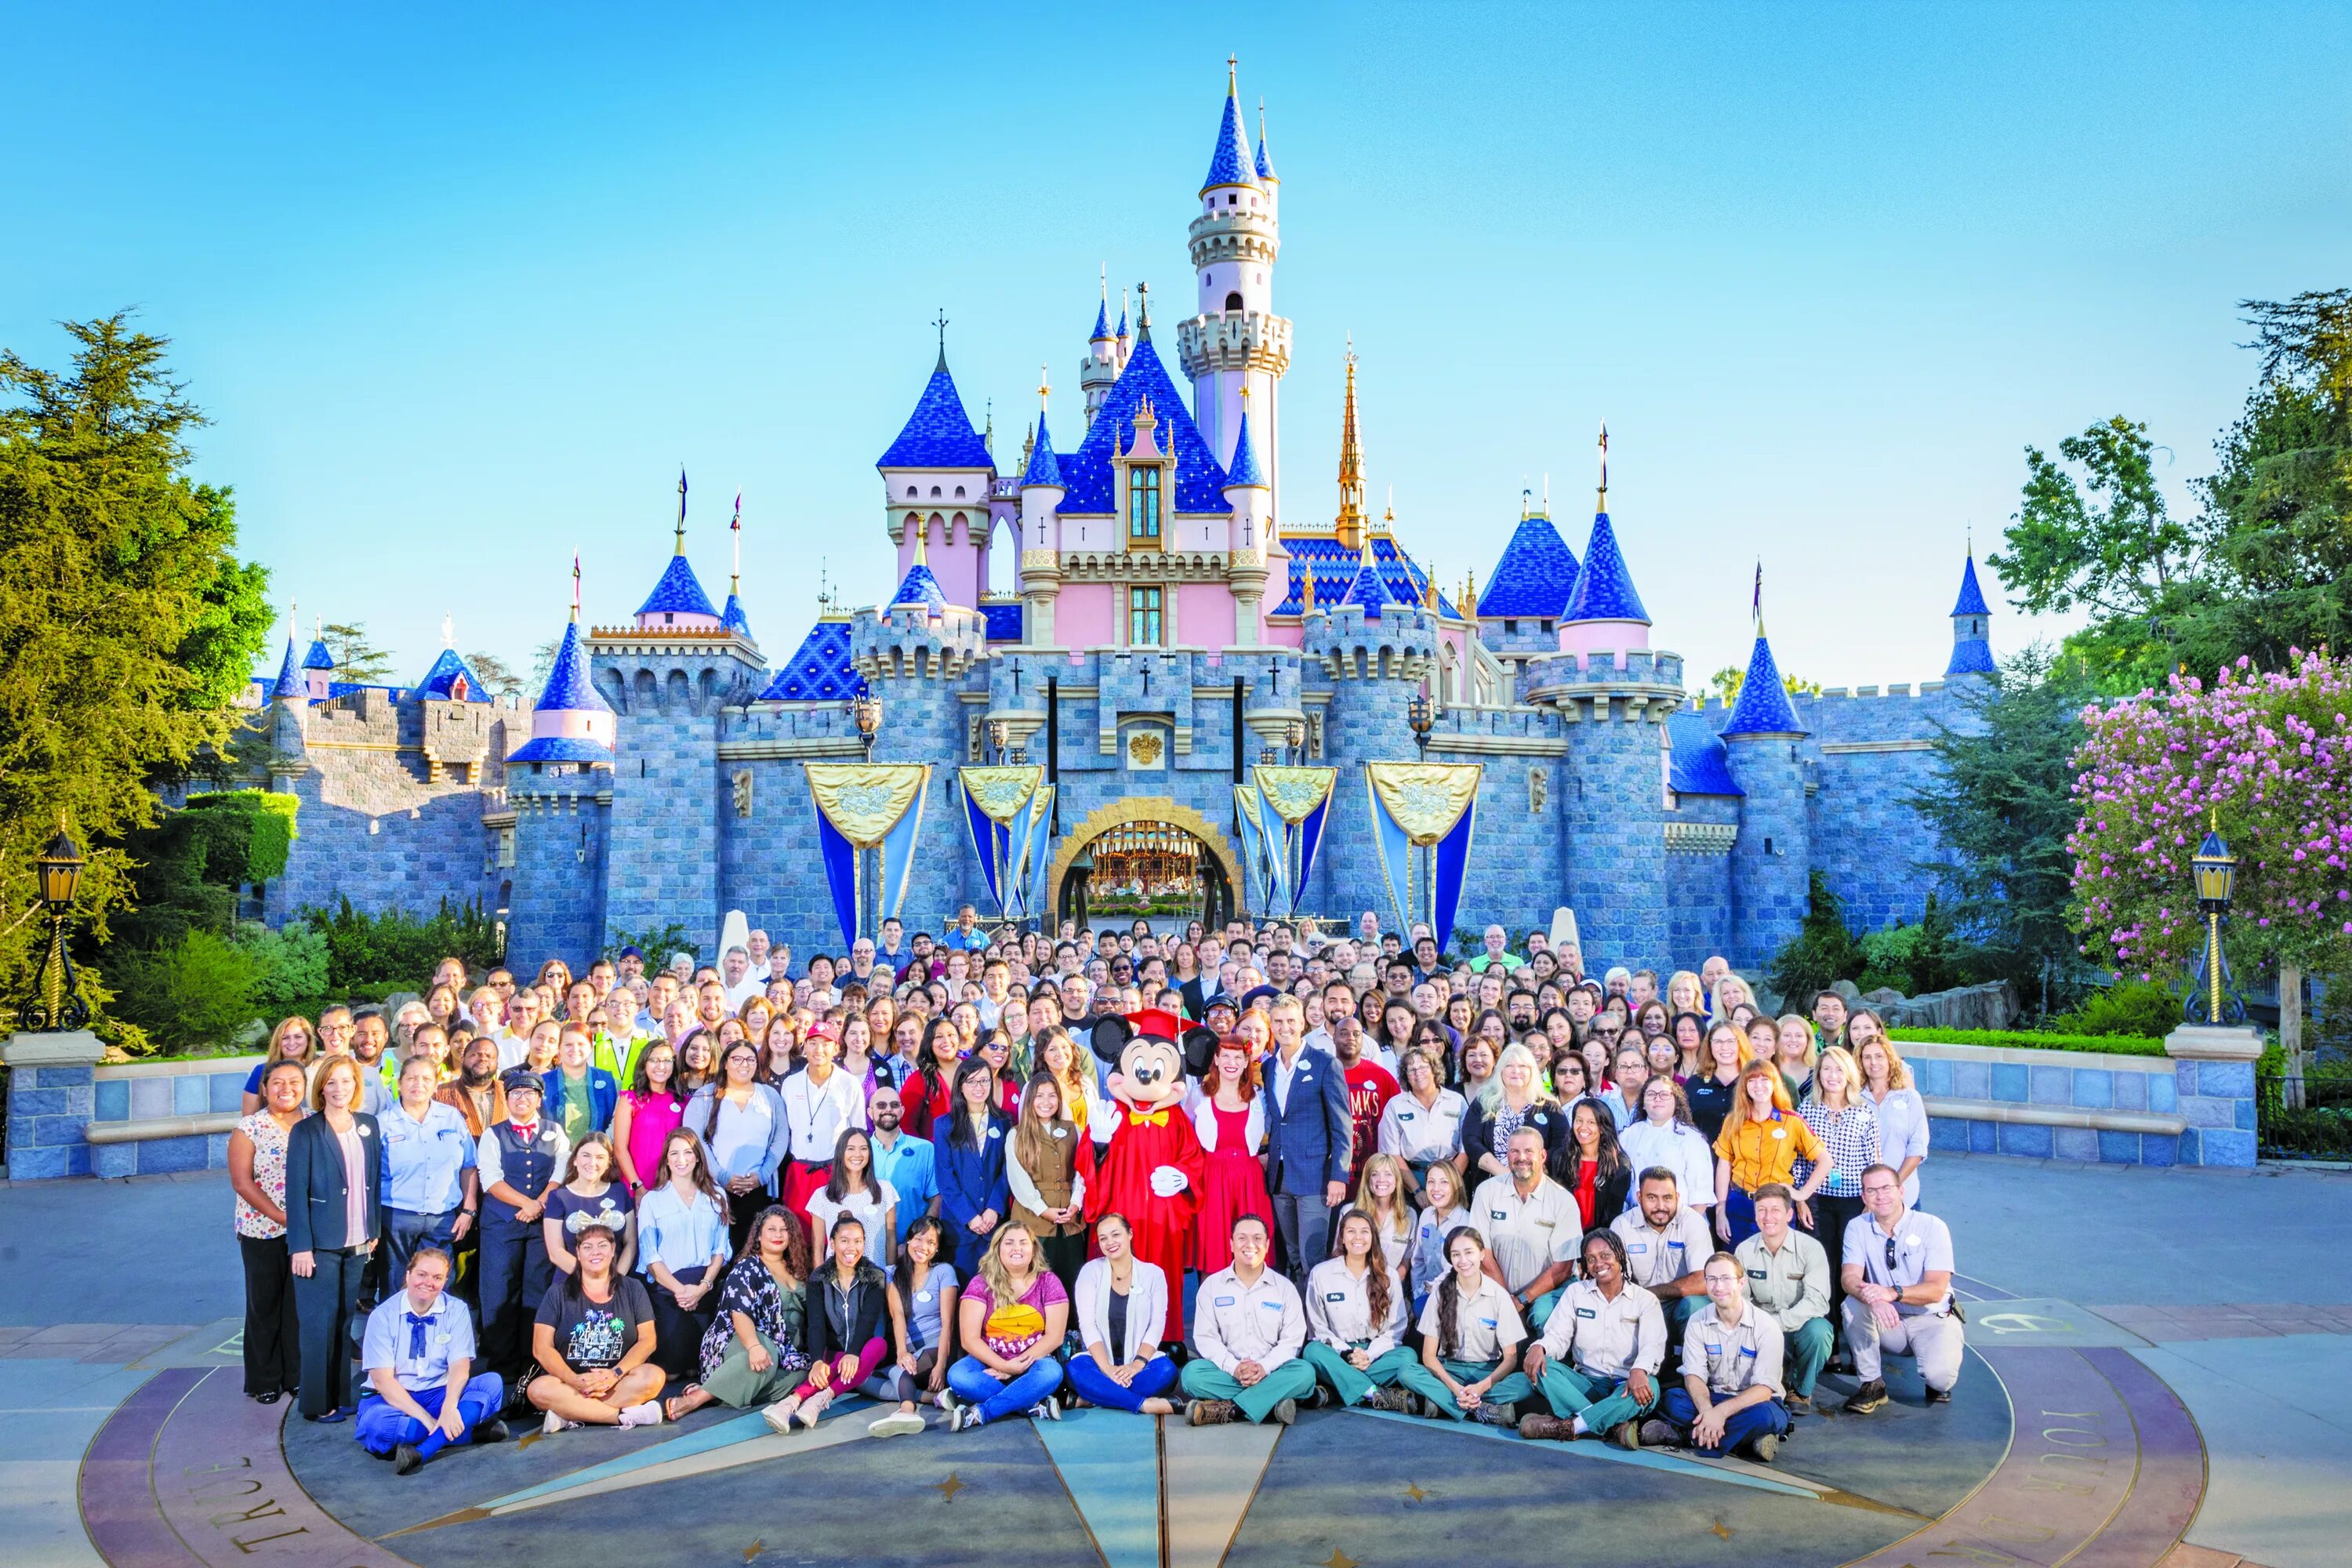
[1188,1039,1272,1276]
[903,1018,964,1142]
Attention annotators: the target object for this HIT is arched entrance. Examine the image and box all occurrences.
[1049,797,1240,934]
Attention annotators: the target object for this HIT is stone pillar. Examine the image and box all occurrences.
[1,1030,104,1180]
[2163,1024,2262,1168]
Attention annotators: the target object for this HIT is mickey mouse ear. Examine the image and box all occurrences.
[1179,1026,1221,1079]
[1088,1015,1134,1066]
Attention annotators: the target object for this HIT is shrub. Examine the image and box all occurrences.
[607,921,695,968]
[1766,872,1864,1003]
[109,928,258,1054]
[2050,979,2182,1039]
[296,896,503,989]
[237,920,328,1012]
[1886,1025,2168,1057]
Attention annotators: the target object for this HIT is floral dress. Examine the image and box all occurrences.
[234,1112,292,1239]
[696,1252,809,1383]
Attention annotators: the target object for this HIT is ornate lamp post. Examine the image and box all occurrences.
[2185,814,2245,1026]
[19,818,89,1032]
[1283,719,1305,766]
[1406,691,1436,760]
[852,693,883,760]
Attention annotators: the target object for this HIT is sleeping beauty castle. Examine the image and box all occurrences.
[241,64,2000,973]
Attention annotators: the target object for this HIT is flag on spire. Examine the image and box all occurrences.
[1752,561,1763,630]
[572,551,582,622]
[675,466,688,553]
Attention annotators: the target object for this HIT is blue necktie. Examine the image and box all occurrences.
[405,1312,430,1361]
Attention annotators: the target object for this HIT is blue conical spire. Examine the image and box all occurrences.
[1722,633,1808,737]
[721,593,755,643]
[1342,542,1392,619]
[1951,554,1991,617]
[535,620,612,715]
[302,634,335,671]
[1201,62,1258,192]
[1254,100,1278,180]
[1090,298,1112,343]
[1023,408,1065,488]
[1561,510,1650,624]
[1223,409,1267,489]
[270,637,304,700]
[876,345,993,470]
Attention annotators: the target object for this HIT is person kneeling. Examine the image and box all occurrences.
[356,1247,506,1474]
[526,1222,666,1433]
[1182,1215,1316,1425]
[1516,1229,1665,1448]
[1642,1252,1791,1461]
[1394,1225,1533,1425]
[946,1222,1069,1430]
[1301,1211,1417,1413]
[1067,1214,1181,1416]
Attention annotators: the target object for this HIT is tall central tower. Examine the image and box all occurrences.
[1178,61,1293,519]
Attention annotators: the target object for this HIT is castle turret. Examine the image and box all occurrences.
[1479,488,1580,657]
[1557,426,1652,659]
[1254,97,1279,223]
[504,606,615,971]
[720,493,756,648]
[1306,561,1439,918]
[876,332,995,612]
[1222,402,1273,642]
[1018,382,1067,646]
[636,470,724,633]
[1178,60,1292,504]
[1945,551,1995,677]
[302,625,335,700]
[1719,627,1810,964]
[1080,272,1119,423]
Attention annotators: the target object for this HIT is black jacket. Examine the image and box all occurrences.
[805,1263,893,1360]
[284,1111,384,1254]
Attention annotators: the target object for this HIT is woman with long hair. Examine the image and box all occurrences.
[241,1015,317,1114]
[891,1214,960,1408]
[1303,1209,1416,1410]
[933,1057,1012,1278]
[946,1221,1069,1431]
[1405,1161,1468,1319]
[1711,973,1755,1025]
[1397,1225,1533,1424]
[1008,1073,1087,1294]
[1620,1076,1715,1220]
[674,1029,719,1099]
[1666,970,1704,1019]
[1336,1152,1417,1276]
[1189,1036,1275,1274]
[1856,1033,1929,1206]
[906,1017,965,1141]
[526,1221,665,1433]
[1552,1098,1632,1230]
[1712,1059,1828,1247]
[754,1011,798,1090]
[634,1127,731,1381]
[1548,1050,1594,1116]
[767,1214,927,1437]
[1774,1014,1820,1102]
[1685,1022,1748,1145]
[611,1040,684,1198]
[1457,1037,1499,1109]
[807,1127,898,1266]
[1462,1043,1566,1178]
[285,1056,383,1422]
[1037,1028,1102,1146]
[229,1059,307,1403]
[1796,1044,1880,1333]
[684,1039,788,1251]
[662,1203,808,1423]
[1068,1213,1178,1414]
[543,1133,636,1276]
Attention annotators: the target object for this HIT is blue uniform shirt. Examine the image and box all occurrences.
[361,1290,476,1392]
[379,1099,477,1214]
[869,1131,938,1244]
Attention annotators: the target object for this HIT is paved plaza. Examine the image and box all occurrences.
[2,1152,2347,1568]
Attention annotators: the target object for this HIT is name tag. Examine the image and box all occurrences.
[1748,1269,1767,1279]
[1051,1127,1067,1139]
[1531,1113,1547,1126]
[1628,1242,1647,1253]
[1399,1110,1414,1120]
[1575,1307,1596,1319]
[1535,1220,1555,1229]
[357,1124,372,1138]
[1490,1209,1508,1221]
[1479,1317,1498,1329]
[988,1127,1002,1139]
[1770,1127,1786,1140]
[1215,1296,1236,1307]
[1668,1241,1685,1251]
[1704,1341,1722,1355]
[916,1291,934,1303]
[1738,1346,1758,1358]
[1260,1299,1283,1311]
[1325,1291,1347,1302]
[1905,1234,1920,1247]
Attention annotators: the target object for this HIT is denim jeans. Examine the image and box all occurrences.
[946,1354,1065,1424]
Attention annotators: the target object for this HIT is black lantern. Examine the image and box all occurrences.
[2184,814,2245,1026]
[19,818,90,1032]
[852,693,883,760]
[1406,691,1436,760]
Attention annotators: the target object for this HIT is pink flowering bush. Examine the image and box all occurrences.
[2070,650,2352,1084]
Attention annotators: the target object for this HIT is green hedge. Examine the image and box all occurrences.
[1886,1026,2169,1058]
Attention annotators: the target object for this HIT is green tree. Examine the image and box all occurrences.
[1708,664,1824,706]
[321,620,394,685]
[1909,644,2099,1014]
[1765,871,1864,1004]
[466,650,524,701]
[0,314,274,993]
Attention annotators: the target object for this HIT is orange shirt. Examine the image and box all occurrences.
[1713,1110,1828,1193]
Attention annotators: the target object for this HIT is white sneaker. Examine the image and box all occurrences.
[949,1403,981,1432]
[868,1410,927,1438]
[761,1399,801,1436]
[1030,1396,1061,1421]
[540,1410,575,1436]
[617,1400,663,1428]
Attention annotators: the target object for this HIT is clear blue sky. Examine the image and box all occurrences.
[7,3,2347,691]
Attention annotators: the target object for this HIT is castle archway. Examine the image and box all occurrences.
[1049,797,1239,933]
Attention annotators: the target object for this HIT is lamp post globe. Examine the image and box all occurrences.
[20,817,90,1032]
[852,694,883,760]
[1406,692,1436,760]
[2186,816,2244,1027]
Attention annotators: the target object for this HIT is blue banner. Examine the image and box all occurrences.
[877,776,930,924]
[1429,794,1478,942]
[962,783,1010,915]
[1366,778,1417,935]
[815,813,860,949]
[1291,793,1332,917]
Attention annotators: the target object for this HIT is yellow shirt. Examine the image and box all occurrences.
[1713,1111,1827,1194]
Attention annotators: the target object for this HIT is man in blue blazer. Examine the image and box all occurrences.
[540,1025,619,1142]
[1261,996,1352,1284]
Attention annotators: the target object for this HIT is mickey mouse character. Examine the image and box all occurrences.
[1084,1009,1216,1343]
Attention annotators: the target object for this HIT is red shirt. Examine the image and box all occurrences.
[1342,1059,1400,1185]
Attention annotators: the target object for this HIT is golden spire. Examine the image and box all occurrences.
[1301,565,1318,613]
[1379,483,1394,535]
[1423,558,1439,609]
[911,515,928,568]
[1228,53,1238,97]
[1334,338,1367,550]
[1462,568,1478,618]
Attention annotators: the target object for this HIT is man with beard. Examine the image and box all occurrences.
[865,1084,938,1250]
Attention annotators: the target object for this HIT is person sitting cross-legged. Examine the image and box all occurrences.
[354,1247,507,1474]
[946,1221,1069,1431]
[1642,1251,1793,1461]
[1067,1214,1181,1415]
[1182,1214,1317,1425]
[1394,1224,1534,1425]
[1301,1210,1417,1412]
[525,1221,666,1434]
[1517,1229,1666,1448]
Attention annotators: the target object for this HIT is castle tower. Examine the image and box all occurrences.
[1178,60,1293,506]
[302,623,336,700]
[1719,626,1811,964]
[1305,568,1438,917]
[1945,550,1996,677]
[876,329,995,613]
[1223,402,1273,641]
[1479,487,1581,656]
[1332,346,1367,550]
[1018,379,1067,646]
[1557,426,1651,661]
[1080,272,1119,423]
[505,601,615,971]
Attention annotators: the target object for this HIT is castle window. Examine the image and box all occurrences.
[665,612,674,625]
[1224,291,1243,312]
[930,485,942,498]
[905,486,916,497]
[1504,619,1518,634]
[1541,620,1554,634]
[1227,193,1237,205]
[954,485,966,499]
[1128,586,1163,646]
[1127,464,1161,543]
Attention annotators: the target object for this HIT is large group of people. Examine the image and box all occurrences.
[226,906,1956,1478]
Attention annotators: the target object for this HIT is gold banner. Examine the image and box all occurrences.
[1251,764,1338,826]
[1365,760,1483,845]
[960,765,1043,824]
[805,763,930,848]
